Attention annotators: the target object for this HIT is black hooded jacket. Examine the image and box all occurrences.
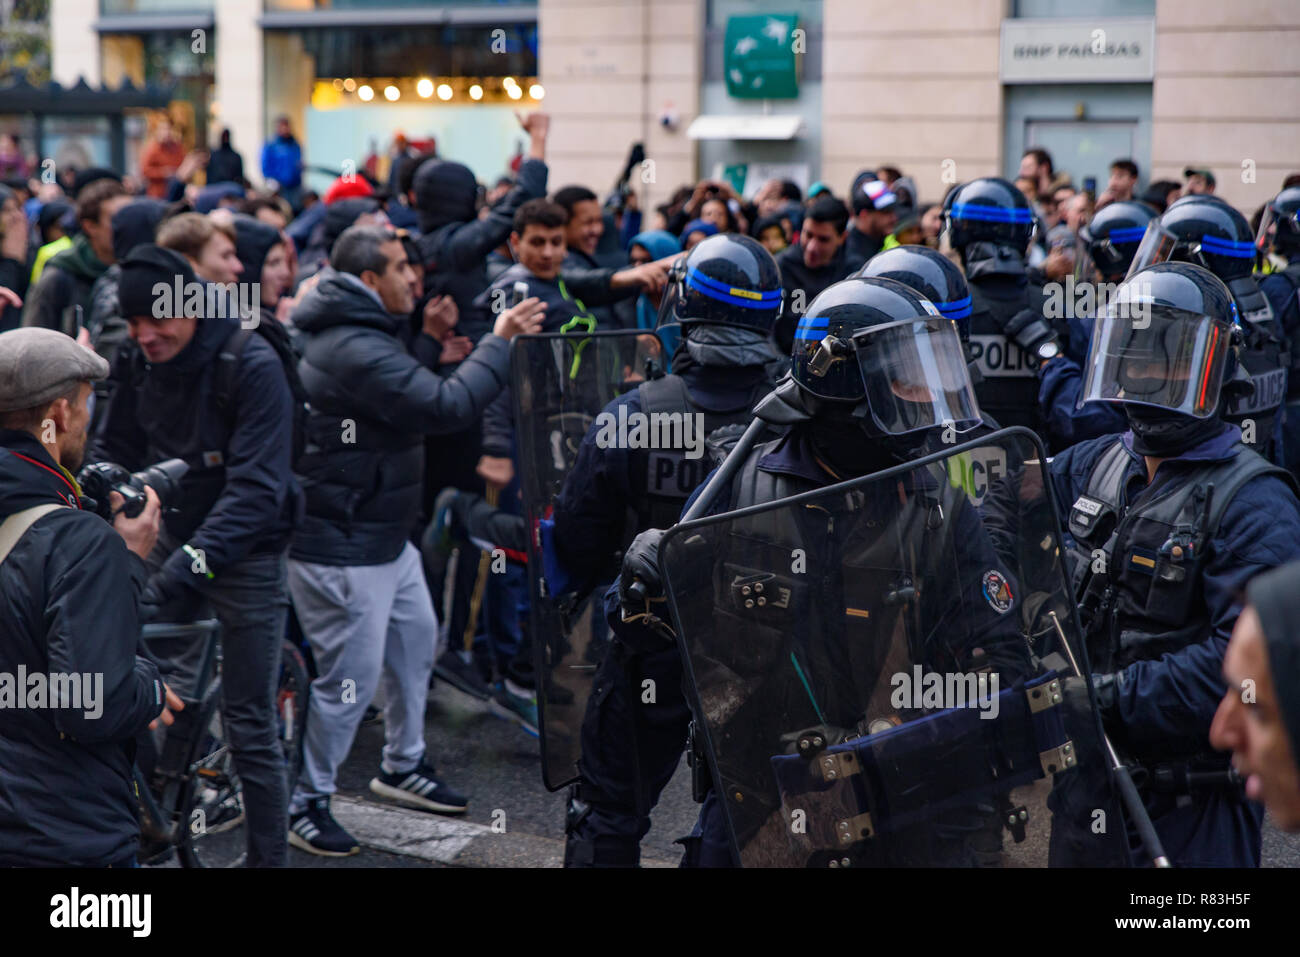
[414,157,548,342]
[290,267,513,565]
[92,270,298,591]
[87,198,169,365]
[0,430,164,866]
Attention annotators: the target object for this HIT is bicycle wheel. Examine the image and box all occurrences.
[177,679,248,868]
[277,639,310,792]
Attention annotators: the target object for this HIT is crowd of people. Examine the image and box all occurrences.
[3,105,1300,871]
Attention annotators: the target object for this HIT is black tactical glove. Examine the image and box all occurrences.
[619,528,666,610]
[1062,673,1124,745]
[1002,307,1061,370]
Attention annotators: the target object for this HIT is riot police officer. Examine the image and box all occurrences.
[1125,195,1288,464]
[559,233,784,867]
[944,178,1063,440]
[615,277,1106,867]
[1038,200,1156,448]
[1052,261,1300,867]
[1256,186,1300,478]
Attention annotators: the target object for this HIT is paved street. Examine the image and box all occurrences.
[288,677,1300,869]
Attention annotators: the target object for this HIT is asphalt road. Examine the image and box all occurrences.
[293,675,1300,869]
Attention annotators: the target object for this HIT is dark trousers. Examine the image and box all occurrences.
[147,539,290,867]
[566,641,690,866]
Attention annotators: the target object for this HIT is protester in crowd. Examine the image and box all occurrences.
[284,224,545,854]
[262,117,305,211]
[156,212,243,285]
[207,128,246,187]
[23,179,129,336]
[0,185,32,331]
[844,177,898,267]
[139,116,187,200]
[1142,179,1183,214]
[1019,147,1057,199]
[1100,157,1139,207]
[681,218,718,251]
[85,197,169,365]
[0,133,30,180]
[1185,167,1216,196]
[774,196,855,353]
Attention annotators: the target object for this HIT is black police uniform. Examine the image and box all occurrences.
[561,235,782,867]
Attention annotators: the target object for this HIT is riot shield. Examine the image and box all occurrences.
[512,330,667,790]
[659,427,1127,867]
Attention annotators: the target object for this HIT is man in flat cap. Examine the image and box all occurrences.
[0,327,180,866]
[1212,561,1300,830]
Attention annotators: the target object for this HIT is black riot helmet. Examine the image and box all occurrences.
[1080,262,1240,419]
[790,276,981,438]
[854,244,973,344]
[1077,200,1158,282]
[1257,186,1300,256]
[942,177,1036,252]
[1126,195,1256,283]
[656,232,782,333]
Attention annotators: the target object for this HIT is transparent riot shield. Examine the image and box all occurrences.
[512,330,667,790]
[659,427,1127,867]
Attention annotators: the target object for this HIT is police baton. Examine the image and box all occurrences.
[1049,611,1172,868]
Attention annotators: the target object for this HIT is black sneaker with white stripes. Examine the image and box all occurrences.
[369,763,469,814]
[288,797,361,857]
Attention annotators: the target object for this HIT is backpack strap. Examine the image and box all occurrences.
[0,504,66,567]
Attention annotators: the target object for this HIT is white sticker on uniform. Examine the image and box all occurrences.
[1072,496,1103,516]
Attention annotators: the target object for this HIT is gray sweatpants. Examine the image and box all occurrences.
[287,542,442,809]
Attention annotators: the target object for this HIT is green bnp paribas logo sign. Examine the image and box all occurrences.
[724,14,801,100]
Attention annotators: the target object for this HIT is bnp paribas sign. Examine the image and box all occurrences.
[1000,17,1155,84]
[725,14,802,100]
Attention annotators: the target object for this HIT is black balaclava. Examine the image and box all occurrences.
[1125,405,1226,457]
[807,401,909,479]
[961,241,1026,280]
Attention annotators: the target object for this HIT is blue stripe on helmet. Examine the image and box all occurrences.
[686,268,782,308]
[951,202,1034,224]
[935,295,972,320]
[1106,227,1148,244]
[1199,234,1255,258]
[793,315,829,340]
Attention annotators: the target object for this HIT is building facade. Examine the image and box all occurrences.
[46,0,1299,213]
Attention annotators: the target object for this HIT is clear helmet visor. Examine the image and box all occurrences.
[1079,298,1232,418]
[1255,203,1299,256]
[852,314,981,435]
[1123,221,1183,281]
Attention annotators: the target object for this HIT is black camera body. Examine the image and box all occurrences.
[78,458,190,521]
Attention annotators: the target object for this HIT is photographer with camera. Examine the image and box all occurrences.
[89,243,299,867]
[0,327,181,867]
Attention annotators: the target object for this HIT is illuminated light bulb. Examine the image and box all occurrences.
[437,83,453,101]
[358,84,374,101]
[417,77,433,98]
[507,84,522,100]
[343,77,357,92]
[469,84,483,101]
[384,85,400,101]
[529,83,544,100]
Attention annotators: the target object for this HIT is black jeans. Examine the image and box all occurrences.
[147,538,290,867]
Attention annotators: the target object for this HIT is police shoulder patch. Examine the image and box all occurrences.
[981,569,1014,614]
